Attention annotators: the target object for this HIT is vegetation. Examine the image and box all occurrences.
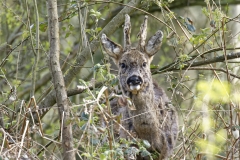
[0,0,240,159]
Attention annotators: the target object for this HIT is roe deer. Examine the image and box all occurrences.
[101,14,178,160]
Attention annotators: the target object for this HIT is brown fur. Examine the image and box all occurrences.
[101,14,178,160]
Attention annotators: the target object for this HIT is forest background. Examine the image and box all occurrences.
[1,0,240,159]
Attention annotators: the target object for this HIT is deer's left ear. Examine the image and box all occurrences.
[101,34,123,64]
[145,30,163,57]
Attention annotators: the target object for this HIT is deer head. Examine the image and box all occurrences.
[101,14,163,95]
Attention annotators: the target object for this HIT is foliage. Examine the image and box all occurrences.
[0,0,240,159]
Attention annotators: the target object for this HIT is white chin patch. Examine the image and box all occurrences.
[130,85,141,92]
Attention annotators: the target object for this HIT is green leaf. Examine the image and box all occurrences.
[167,87,173,92]
[140,149,151,157]
[39,23,48,32]
[81,112,89,121]
[125,146,139,156]
[150,64,159,69]
[142,140,151,148]
[202,7,209,17]
[66,118,72,125]
[201,28,211,35]
[178,16,185,20]
[234,126,240,129]
[115,148,124,156]
[179,54,191,61]
[95,27,102,33]
[100,153,107,160]
[90,138,100,145]
[89,9,102,18]
[186,23,196,32]
[167,37,179,47]
[62,26,66,31]
[80,123,87,131]
[81,153,91,158]
[85,29,91,33]
[111,77,118,86]
[69,24,74,31]
[65,32,71,38]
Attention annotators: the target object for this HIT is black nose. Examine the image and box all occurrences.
[127,75,143,86]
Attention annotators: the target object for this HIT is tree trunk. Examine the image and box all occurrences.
[47,0,75,159]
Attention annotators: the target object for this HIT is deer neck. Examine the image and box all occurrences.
[127,79,160,139]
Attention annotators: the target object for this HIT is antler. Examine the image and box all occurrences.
[139,15,148,51]
[124,14,131,51]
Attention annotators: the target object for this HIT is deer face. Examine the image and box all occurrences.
[101,14,163,94]
[118,49,152,94]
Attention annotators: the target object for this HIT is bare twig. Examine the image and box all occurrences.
[104,89,113,159]
[32,97,43,135]
[30,0,40,97]
[221,18,230,81]
[0,36,30,68]
[17,120,29,159]
[37,136,59,156]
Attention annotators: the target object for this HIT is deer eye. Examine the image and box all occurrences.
[120,63,126,69]
[142,62,147,67]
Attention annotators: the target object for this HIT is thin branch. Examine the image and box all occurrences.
[183,67,240,79]
[221,18,230,81]
[192,46,240,59]
[30,0,40,97]
[185,52,240,68]
[158,52,240,73]
[17,120,29,159]
[159,47,240,73]
[0,36,30,68]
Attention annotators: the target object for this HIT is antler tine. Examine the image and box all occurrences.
[124,14,131,51]
[139,15,148,51]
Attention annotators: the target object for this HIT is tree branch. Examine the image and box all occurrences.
[29,0,40,97]
[185,52,240,68]
[182,67,240,79]
[158,52,240,73]
[0,36,30,68]
[149,0,240,11]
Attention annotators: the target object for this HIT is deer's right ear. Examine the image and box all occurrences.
[145,30,163,57]
[101,34,123,63]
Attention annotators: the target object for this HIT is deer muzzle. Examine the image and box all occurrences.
[127,75,143,94]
